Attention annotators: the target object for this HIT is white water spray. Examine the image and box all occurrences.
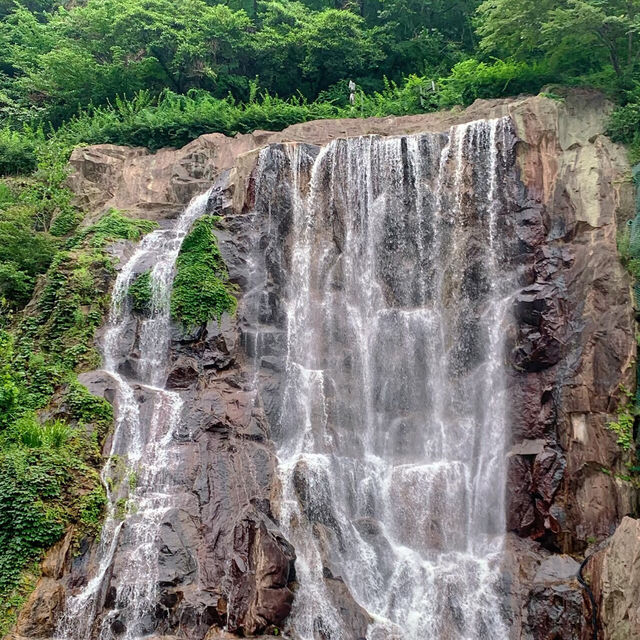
[249,119,516,639]
[56,189,212,640]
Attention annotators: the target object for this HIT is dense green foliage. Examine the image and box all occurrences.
[0,1,638,167]
[128,270,153,314]
[0,182,158,624]
[171,215,237,328]
[0,0,479,126]
[608,102,640,163]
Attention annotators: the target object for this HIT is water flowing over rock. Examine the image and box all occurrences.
[237,120,518,639]
[55,190,213,640]
[11,90,640,640]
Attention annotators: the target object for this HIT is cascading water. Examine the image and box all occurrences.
[248,118,517,639]
[55,189,212,640]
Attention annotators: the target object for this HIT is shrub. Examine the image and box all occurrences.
[0,202,159,600]
[607,102,640,144]
[41,420,73,449]
[49,208,82,237]
[72,209,158,248]
[0,263,34,308]
[78,485,107,537]
[0,447,68,592]
[171,215,237,328]
[0,128,37,176]
[607,102,640,163]
[438,58,556,107]
[353,75,438,117]
[5,415,72,449]
[128,270,152,314]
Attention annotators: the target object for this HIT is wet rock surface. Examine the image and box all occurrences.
[502,91,638,554]
[13,89,640,640]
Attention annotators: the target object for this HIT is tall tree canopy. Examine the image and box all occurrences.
[477,0,640,87]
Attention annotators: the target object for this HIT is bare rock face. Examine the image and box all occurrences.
[14,90,639,640]
[13,533,74,638]
[146,321,298,638]
[498,91,639,554]
[65,95,547,223]
[587,516,640,640]
[500,534,593,640]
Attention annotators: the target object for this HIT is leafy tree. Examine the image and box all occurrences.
[542,0,640,85]
[379,0,479,44]
[253,2,382,96]
[477,0,640,89]
[2,0,253,121]
[298,8,382,92]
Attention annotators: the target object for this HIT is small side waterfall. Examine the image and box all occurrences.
[248,119,517,639]
[55,190,212,640]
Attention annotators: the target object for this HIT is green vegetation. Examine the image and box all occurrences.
[115,498,128,520]
[128,270,153,314]
[0,1,639,165]
[0,171,158,617]
[608,407,636,452]
[73,210,157,248]
[171,215,237,328]
[608,386,638,454]
[1,0,640,630]
[0,563,40,638]
[608,102,640,164]
[78,485,108,537]
[617,224,640,281]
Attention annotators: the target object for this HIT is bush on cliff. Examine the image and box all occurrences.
[0,127,37,176]
[607,101,640,164]
[171,215,237,328]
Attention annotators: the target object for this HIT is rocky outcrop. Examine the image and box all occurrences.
[13,89,639,640]
[586,515,640,639]
[501,92,638,554]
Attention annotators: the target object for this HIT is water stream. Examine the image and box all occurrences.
[54,117,516,640]
[249,118,516,639]
[55,190,212,640]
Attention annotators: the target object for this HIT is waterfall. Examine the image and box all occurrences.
[55,190,212,640]
[248,118,516,639]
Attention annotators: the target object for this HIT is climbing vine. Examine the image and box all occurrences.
[608,410,635,452]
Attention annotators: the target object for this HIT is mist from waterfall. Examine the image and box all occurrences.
[248,118,516,639]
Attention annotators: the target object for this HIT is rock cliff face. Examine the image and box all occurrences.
[11,89,640,640]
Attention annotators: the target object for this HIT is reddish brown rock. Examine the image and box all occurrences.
[12,532,73,638]
[586,516,640,640]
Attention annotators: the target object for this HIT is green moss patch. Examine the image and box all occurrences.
[170,215,236,329]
